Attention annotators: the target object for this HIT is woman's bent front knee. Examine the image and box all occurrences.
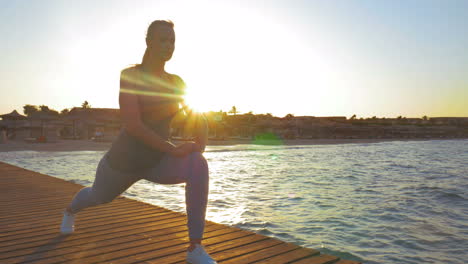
[189,151,207,164]
[94,189,120,205]
[189,152,208,171]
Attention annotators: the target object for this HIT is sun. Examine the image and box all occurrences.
[183,86,209,113]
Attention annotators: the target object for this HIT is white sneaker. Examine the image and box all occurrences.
[60,211,75,234]
[186,244,217,264]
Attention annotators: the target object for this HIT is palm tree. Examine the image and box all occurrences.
[229,106,237,115]
[82,101,91,109]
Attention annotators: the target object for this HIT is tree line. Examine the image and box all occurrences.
[20,102,433,121]
[22,101,91,117]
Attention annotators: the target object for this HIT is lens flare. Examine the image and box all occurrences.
[252,132,283,145]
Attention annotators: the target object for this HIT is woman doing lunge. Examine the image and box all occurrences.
[60,20,216,264]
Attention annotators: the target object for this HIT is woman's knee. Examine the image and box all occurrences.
[94,191,118,204]
[70,187,101,213]
[189,152,208,171]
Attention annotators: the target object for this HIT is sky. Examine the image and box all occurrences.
[1,0,467,118]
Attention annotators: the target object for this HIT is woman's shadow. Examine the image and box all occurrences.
[18,234,69,263]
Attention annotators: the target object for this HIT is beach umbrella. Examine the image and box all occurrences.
[0,110,27,138]
[0,110,27,120]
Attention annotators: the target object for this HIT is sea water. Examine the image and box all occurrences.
[1,139,467,264]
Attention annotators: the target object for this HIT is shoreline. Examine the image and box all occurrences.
[0,137,465,152]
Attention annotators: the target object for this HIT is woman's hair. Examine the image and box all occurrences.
[146,20,174,42]
[140,20,174,65]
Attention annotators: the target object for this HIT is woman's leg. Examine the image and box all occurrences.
[143,152,209,245]
[68,154,139,214]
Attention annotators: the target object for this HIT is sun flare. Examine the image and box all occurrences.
[183,87,210,113]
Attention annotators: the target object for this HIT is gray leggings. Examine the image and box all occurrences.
[69,152,209,240]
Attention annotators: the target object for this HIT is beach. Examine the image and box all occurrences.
[0,138,440,152]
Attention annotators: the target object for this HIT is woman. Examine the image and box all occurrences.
[60,20,217,264]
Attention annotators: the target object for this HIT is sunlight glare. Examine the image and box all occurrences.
[183,85,210,113]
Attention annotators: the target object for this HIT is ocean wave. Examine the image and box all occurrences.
[319,247,365,263]
[436,191,466,201]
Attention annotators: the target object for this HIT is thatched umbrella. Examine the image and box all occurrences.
[0,110,27,120]
[0,110,27,139]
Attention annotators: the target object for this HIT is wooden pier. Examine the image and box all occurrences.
[0,161,361,264]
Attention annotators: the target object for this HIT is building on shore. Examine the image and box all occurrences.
[0,108,122,142]
[27,112,62,142]
[429,117,468,126]
[64,108,121,140]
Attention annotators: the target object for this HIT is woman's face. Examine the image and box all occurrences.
[148,25,175,61]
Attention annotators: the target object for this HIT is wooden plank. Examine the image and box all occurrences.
[0,161,361,264]
[119,231,271,264]
[0,214,184,253]
[0,215,186,255]
[0,218,189,262]
[0,203,159,228]
[0,210,175,242]
[63,225,240,264]
[0,199,143,221]
[7,223,229,264]
[1,205,164,235]
[0,201,157,225]
[219,241,300,263]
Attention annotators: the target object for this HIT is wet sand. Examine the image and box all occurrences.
[0,138,437,152]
